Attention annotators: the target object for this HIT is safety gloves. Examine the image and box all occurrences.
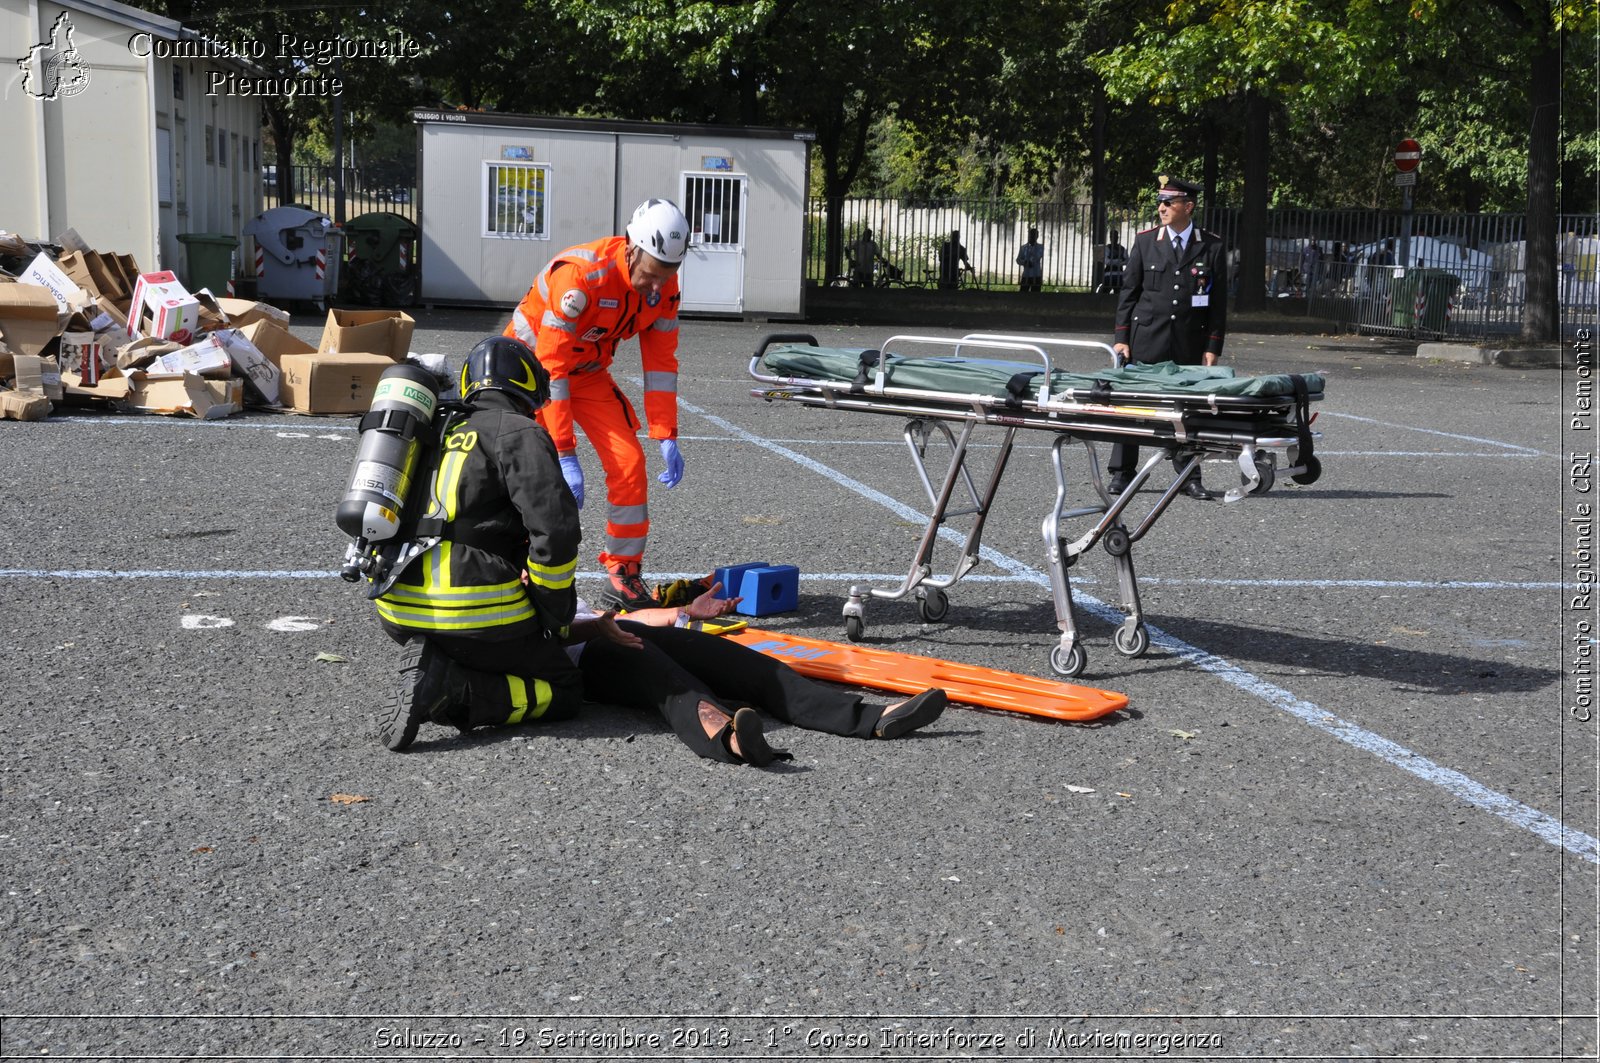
[559,454,585,507]
[658,439,685,488]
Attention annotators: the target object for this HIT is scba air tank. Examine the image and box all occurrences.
[335,363,440,542]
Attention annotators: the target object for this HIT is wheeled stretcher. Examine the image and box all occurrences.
[749,332,1325,678]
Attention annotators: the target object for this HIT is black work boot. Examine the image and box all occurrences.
[380,638,454,752]
[599,562,659,613]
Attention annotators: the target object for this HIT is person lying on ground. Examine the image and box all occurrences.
[568,579,948,766]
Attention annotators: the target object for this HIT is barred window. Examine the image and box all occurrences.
[485,162,550,239]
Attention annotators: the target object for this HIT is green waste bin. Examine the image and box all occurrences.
[344,211,418,305]
[1389,268,1460,332]
[177,232,239,295]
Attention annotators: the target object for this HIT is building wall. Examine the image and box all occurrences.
[151,53,263,285]
[616,134,807,316]
[0,0,159,262]
[418,115,809,317]
[0,0,261,285]
[419,123,617,305]
[0,1,50,241]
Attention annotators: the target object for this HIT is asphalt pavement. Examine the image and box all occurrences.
[1,310,1594,1059]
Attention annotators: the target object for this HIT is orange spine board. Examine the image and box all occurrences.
[725,629,1127,722]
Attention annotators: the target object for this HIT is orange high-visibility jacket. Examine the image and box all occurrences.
[505,236,681,453]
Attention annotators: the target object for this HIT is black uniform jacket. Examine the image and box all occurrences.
[377,390,581,640]
[1114,225,1228,364]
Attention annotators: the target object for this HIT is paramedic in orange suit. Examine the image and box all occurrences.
[504,199,691,612]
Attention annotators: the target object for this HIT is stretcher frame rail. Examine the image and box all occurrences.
[747,331,1325,679]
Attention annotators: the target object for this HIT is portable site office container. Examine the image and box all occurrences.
[412,110,813,318]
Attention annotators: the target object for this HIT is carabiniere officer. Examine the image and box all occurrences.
[1108,174,1228,500]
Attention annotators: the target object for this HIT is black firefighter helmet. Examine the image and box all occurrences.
[459,336,550,414]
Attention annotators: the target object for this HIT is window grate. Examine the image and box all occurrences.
[485,162,550,239]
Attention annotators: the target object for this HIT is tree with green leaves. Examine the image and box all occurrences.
[1094,0,1588,336]
[1092,0,1405,312]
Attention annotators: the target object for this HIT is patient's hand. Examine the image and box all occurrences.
[684,581,742,620]
[574,610,643,649]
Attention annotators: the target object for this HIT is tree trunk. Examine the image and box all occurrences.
[267,104,296,208]
[1234,91,1271,312]
[1521,32,1560,343]
[1090,83,1107,245]
[1201,106,1220,233]
[816,101,873,283]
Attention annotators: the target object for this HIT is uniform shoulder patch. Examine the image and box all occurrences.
[559,288,588,319]
[1137,225,1160,235]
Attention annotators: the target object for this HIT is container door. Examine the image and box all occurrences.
[679,172,747,313]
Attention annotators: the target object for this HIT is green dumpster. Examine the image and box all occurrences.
[344,211,418,305]
[177,232,239,295]
[1389,268,1460,332]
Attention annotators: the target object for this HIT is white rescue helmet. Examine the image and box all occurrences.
[625,198,690,265]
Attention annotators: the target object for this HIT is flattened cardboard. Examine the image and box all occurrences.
[56,248,130,302]
[209,327,281,404]
[19,253,93,314]
[0,283,66,358]
[278,351,392,414]
[141,335,233,379]
[11,354,63,400]
[0,389,51,421]
[316,308,414,361]
[215,296,291,331]
[60,364,132,404]
[116,335,185,371]
[236,319,315,368]
[127,372,242,419]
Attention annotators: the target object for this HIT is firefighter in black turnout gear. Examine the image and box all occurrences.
[375,336,584,751]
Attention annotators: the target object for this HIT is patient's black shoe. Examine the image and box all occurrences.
[875,688,948,738]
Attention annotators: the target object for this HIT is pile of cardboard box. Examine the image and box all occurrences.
[0,230,416,421]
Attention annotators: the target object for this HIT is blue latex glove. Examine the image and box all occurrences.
[658,439,684,488]
[559,455,585,508]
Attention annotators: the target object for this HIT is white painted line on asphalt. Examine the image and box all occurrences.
[39,420,1551,462]
[1319,411,1548,455]
[46,416,359,431]
[682,398,1597,866]
[0,567,1562,592]
[0,569,342,579]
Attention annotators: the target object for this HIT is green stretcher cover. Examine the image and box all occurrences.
[762,344,1324,402]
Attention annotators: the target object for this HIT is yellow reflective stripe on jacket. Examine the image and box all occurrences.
[380,576,527,606]
[374,596,537,630]
[435,444,470,523]
[526,556,576,590]
[504,674,554,724]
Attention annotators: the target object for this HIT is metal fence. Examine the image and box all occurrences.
[808,198,1143,291]
[808,196,1599,338]
[265,165,416,223]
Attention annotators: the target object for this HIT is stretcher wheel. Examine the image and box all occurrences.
[1291,455,1323,485]
[1101,526,1132,558]
[1246,459,1276,495]
[1050,642,1087,678]
[916,587,950,623]
[845,615,865,643]
[1113,621,1150,658]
